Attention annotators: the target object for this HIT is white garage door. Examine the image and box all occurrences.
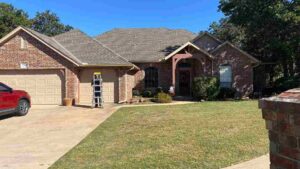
[79,69,118,103]
[0,70,63,105]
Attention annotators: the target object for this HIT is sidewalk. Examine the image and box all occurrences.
[117,101,196,108]
[223,154,269,169]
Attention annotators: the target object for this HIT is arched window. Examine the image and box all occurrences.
[144,67,158,88]
[219,65,232,88]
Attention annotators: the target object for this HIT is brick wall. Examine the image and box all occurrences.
[192,52,213,76]
[259,89,300,169]
[0,30,79,102]
[118,68,135,103]
[212,44,254,97]
[132,45,254,98]
[118,69,126,102]
[133,61,172,92]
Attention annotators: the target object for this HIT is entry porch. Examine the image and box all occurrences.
[165,42,214,96]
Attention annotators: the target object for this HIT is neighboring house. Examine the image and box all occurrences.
[0,26,259,105]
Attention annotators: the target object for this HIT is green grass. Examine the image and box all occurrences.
[50,101,268,169]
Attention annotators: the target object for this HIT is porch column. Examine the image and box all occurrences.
[172,53,193,87]
[172,57,176,86]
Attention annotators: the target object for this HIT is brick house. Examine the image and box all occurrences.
[0,26,259,105]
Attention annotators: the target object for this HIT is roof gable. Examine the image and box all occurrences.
[163,42,214,61]
[0,26,81,66]
[191,32,222,52]
[0,26,134,67]
[211,42,260,63]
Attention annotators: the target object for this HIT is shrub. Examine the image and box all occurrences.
[217,88,236,100]
[192,76,219,100]
[156,92,172,103]
[132,89,140,96]
[156,87,163,93]
[142,90,153,97]
[274,76,300,93]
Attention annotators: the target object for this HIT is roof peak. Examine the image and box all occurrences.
[53,28,87,38]
[191,32,223,44]
[111,27,192,31]
[96,27,196,38]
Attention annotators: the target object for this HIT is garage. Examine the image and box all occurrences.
[0,70,64,105]
[79,69,118,104]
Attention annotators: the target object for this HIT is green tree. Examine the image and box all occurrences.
[31,10,73,36]
[0,3,31,38]
[219,0,299,78]
[208,17,245,47]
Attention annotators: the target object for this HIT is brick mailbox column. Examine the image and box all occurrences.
[259,89,300,169]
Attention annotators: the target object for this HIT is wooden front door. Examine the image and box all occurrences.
[179,70,191,96]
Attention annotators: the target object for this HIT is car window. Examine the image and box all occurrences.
[0,84,9,92]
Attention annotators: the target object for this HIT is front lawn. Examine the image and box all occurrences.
[50,101,268,169]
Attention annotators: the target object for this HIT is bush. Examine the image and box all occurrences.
[142,90,153,97]
[274,76,300,93]
[192,76,219,100]
[217,88,236,100]
[156,87,163,93]
[132,89,140,96]
[156,92,172,103]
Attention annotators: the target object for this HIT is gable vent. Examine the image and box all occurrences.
[20,37,27,49]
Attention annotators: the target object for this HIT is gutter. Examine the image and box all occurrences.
[78,64,137,68]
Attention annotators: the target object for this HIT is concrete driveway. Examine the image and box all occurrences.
[0,104,116,169]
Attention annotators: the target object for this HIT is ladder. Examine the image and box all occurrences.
[92,72,103,108]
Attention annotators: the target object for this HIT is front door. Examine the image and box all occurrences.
[179,70,191,96]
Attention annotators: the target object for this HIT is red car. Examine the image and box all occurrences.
[0,82,31,116]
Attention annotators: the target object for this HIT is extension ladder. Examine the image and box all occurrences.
[92,72,103,108]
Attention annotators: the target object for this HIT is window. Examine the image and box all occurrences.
[0,83,10,92]
[144,67,158,88]
[219,65,232,88]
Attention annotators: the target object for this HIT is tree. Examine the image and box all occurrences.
[0,3,31,38]
[31,10,73,36]
[219,0,299,79]
[208,17,245,47]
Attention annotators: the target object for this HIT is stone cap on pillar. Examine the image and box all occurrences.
[262,88,300,103]
[259,88,300,112]
[278,88,300,101]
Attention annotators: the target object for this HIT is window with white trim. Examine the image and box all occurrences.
[219,65,232,88]
[144,67,158,88]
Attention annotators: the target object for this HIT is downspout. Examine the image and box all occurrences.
[64,68,67,101]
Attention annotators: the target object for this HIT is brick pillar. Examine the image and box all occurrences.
[259,89,300,169]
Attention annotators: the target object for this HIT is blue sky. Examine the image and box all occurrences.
[2,0,224,36]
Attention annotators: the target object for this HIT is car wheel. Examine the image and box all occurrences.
[16,99,30,116]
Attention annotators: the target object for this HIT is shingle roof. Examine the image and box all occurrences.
[95,28,197,62]
[53,30,133,66]
[20,27,133,66]
[22,27,82,64]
